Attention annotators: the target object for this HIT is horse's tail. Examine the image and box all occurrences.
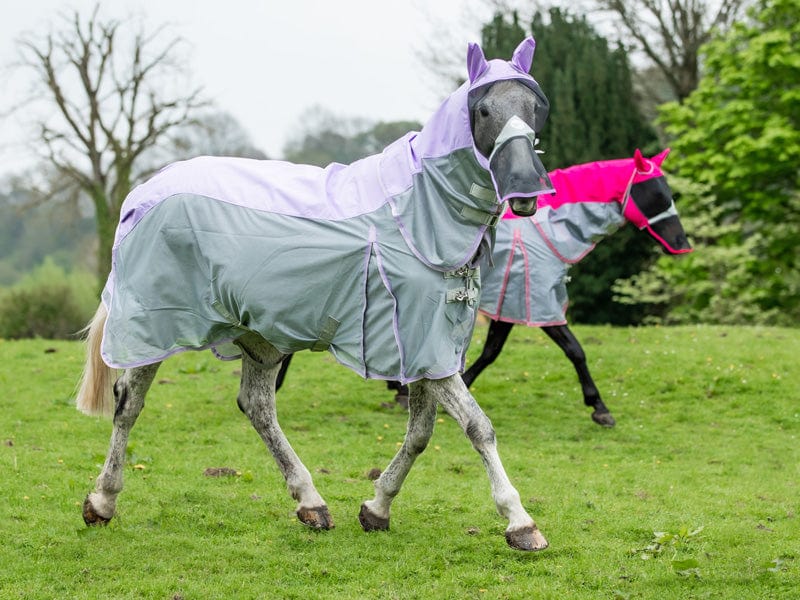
[76,303,115,417]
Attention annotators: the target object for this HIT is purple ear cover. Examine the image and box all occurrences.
[467,42,489,83]
[511,37,536,73]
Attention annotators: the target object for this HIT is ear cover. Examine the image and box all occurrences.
[633,148,649,172]
[467,42,489,83]
[652,148,671,166]
[511,37,536,73]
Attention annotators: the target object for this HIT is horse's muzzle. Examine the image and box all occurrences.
[508,197,537,217]
[490,136,554,217]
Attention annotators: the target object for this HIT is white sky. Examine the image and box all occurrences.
[1,0,498,176]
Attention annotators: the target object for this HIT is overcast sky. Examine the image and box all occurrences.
[1,0,500,176]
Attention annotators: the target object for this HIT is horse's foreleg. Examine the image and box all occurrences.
[542,324,615,427]
[462,319,514,387]
[359,381,437,531]
[236,336,332,530]
[434,375,548,551]
[83,363,160,525]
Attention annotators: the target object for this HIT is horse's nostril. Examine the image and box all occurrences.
[509,198,536,217]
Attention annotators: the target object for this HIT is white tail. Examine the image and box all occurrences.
[76,303,115,417]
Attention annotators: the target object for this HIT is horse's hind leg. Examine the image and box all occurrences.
[542,324,615,427]
[359,381,438,531]
[434,375,548,551]
[83,363,160,525]
[236,335,332,529]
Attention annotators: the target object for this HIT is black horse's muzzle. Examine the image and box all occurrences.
[489,116,554,217]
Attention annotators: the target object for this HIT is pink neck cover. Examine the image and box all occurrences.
[504,149,670,226]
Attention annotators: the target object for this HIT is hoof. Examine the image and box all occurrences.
[296,505,334,530]
[394,393,409,410]
[505,525,548,551]
[82,496,112,526]
[358,503,389,532]
[591,409,616,428]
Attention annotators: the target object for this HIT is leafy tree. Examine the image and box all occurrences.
[480,9,659,324]
[619,0,800,324]
[14,5,207,287]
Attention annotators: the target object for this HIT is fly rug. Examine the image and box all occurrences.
[76,38,555,551]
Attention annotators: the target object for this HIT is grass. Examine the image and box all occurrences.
[0,324,798,599]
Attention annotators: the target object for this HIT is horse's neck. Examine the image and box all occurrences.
[545,158,634,208]
[542,159,634,238]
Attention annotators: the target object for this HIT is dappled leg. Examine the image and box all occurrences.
[542,324,615,427]
[359,381,438,531]
[236,335,332,529]
[462,319,514,387]
[434,375,548,551]
[83,363,160,525]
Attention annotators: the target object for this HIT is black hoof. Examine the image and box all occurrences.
[82,496,111,526]
[358,503,389,531]
[297,505,335,530]
[394,393,409,410]
[591,409,616,428]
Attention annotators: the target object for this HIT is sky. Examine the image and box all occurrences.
[1,0,497,176]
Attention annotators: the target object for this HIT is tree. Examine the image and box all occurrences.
[15,5,207,287]
[480,9,660,324]
[283,107,421,166]
[169,111,267,161]
[590,0,751,102]
[618,0,800,324]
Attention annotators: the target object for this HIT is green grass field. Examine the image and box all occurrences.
[1,324,798,599]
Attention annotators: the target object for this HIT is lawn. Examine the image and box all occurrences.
[1,324,797,598]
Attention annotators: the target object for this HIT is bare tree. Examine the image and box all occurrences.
[590,0,751,101]
[15,5,208,285]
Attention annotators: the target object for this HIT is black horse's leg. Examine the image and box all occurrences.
[274,353,293,391]
[541,324,616,427]
[462,319,515,388]
[387,380,410,409]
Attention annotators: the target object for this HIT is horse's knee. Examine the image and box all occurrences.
[465,415,496,448]
[405,431,432,456]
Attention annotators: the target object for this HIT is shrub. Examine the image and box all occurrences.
[0,258,97,339]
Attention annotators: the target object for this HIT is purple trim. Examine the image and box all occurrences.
[371,237,407,381]
[389,197,489,272]
[479,310,568,328]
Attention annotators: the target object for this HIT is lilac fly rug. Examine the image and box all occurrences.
[479,151,680,325]
[100,39,552,384]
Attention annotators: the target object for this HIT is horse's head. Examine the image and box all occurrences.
[467,38,553,217]
[623,149,693,254]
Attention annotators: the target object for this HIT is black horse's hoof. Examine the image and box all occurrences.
[358,503,389,531]
[591,409,616,428]
[394,392,409,410]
